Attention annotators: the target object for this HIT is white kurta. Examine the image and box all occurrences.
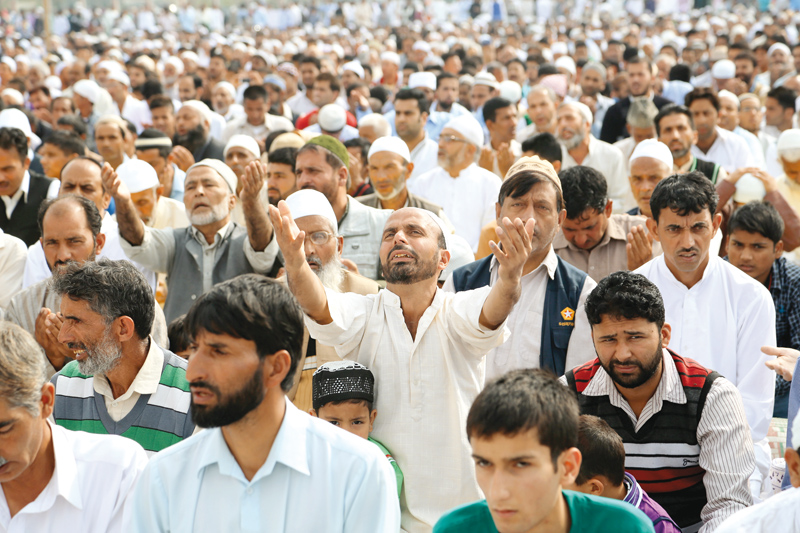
[409,163,501,252]
[408,134,439,181]
[561,135,635,213]
[635,255,775,493]
[305,287,509,533]
[691,126,755,173]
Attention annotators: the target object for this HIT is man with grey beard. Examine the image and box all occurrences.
[49,259,195,456]
[106,158,281,322]
[556,101,633,213]
[281,189,379,413]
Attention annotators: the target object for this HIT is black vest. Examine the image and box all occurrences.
[0,172,53,246]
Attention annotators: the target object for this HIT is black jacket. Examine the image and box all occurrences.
[193,137,226,163]
[0,171,54,246]
[599,95,672,144]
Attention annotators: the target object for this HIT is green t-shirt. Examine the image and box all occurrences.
[369,436,403,497]
[433,490,655,533]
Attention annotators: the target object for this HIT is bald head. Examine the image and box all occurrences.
[380,207,450,285]
[59,158,110,213]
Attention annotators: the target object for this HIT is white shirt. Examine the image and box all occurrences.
[561,135,635,213]
[409,163,502,252]
[1,171,59,220]
[442,247,597,381]
[486,139,522,179]
[221,113,295,144]
[732,126,766,170]
[286,90,316,116]
[0,422,147,533]
[715,486,800,533]
[635,254,775,493]
[691,127,756,173]
[303,123,360,142]
[305,287,508,533]
[21,213,158,293]
[408,134,440,181]
[0,229,26,309]
[115,95,151,134]
[130,397,400,532]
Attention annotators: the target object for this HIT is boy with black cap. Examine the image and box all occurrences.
[311,361,403,497]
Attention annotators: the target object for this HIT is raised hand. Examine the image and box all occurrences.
[763,345,799,381]
[268,201,306,270]
[101,162,130,202]
[490,216,535,283]
[497,143,514,178]
[627,224,653,271]
[240,160,266,204]
[169,146,196,172]
[35,308,73,371]
[478,146,495,172]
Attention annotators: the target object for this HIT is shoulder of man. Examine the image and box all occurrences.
[433,500,496,533]
[564,490,655,532]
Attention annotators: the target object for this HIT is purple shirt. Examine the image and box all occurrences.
[623,472,682,533]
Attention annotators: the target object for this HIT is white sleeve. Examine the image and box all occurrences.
[243,234,280,274]
[342,447,402,533]
[444,286,509,360]
[564,276,598,374]
[119,227,177,274]
[304,289,374,358]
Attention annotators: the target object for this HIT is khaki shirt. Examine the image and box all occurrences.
[553,213,660,282]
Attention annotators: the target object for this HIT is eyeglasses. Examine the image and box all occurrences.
[741,106,759,113]
[305,231,334,245]
[439,134,468,144]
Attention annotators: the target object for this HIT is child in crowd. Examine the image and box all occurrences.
[167,315,191,358]
[311,361,403,496]
[565,415,681,533]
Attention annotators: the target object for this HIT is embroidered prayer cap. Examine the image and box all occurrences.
[135,130,173,150]
[312,361,375,411]
[505,156,562,193]
[305,134,350,168]
[117,159,159,193]
[187,159,238,194]
[285,189,338,233]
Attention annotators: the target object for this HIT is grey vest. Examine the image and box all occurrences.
[163,224,254,322]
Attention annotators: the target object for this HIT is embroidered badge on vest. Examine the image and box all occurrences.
[559,306,575,326]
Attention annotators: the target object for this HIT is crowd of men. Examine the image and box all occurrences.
[2,2,800,532]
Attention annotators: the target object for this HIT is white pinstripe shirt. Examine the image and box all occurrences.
[561,349,755,532]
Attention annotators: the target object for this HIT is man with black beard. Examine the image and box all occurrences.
[129,274,401,532]
[271,199,533,531]
[169,100,226,173]
[563,271,755,532]
[49,259,195,456]
[280,189,379,413]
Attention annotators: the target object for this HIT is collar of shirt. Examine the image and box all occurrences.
[410,132,432,159]
[654,252,719,292]
[338,196,352,227]
[675,155,695,173]
[489,245,558,282]
[195,397,310,483]
[189,220,235,249]
[582,349,687,427]
[1,169,30,206]
[93,337,164,401]
[622,472,642,508]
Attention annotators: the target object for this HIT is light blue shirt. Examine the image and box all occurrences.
[130,397,400,532]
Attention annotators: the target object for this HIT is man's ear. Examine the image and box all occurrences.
[646,217,660,242]
[116,315,137,343]
[559,447,583,487]
[604,199,613,218]
[264,349,292,389]
[775,239,785,259]
[785,448,800,488]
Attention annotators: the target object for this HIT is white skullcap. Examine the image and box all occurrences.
[318,104,347,133]
[180,99,212,123]
[459,74,474,86]
[381,51,401,65]
[117,159,159,193]
[134,55,156,72]
[188,159,238,194]
[180,51,199,63]
[368,136,410,162]
[107,70,130,87]
[73,79,101,103]
[342,60,364,79]
[711,60,735,80]
[777,129,800,152]
[224,134,260,159]
[630,139,673,169]
[96,60,122,73]
[717,90,739,106]
[214,81,236,99]
[473,72,499,89]
[550,42,568,55]
[409,72,436,91]
[562,101,594,126]
[45,75,62,90]
[0,108,41,149]
[1,89,24,106]
[554,56,577,76]
[0,57,17,73]
[412,40,431,53]
[285,189,338,233]
[165,56,184,75]
[498,81,522,104]
[768,43,791,58]
[443,114,484,147]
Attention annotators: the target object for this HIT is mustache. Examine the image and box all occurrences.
[387,244,418,260]
[307,255,322,268]
[189,380,222,397]
[66,342,86,350]
[0,456,7,468]
[677,247,699,254]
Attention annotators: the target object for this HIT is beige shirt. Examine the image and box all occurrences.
[93,337,163,421]
[553,213,660,282]
[152,196,189,230]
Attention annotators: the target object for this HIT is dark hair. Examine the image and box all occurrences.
[585,271,666,329]
[575,415,626,487]
[506,58,525,70]
[650,171,718,224]
[345,82,367,98]
[182,73,203,90]
[299,55,321,70]
[767,86,797,112]
[56,114,88,136]
[29,86,51,99]
[483,97,513,123]
[727,200,784,244]
[315,72,341,93]
[268,146,298,171]
[394,88,430,114]
[123,118,137,138]
[0,127,28,161]
[140,79,165,100]
[437,72,458,86]
[521,132,563,164]
[167,315,191,354]
[684,87,720,112]
[559,166,608,219]
[148,95,174,112]
[668,64,692,83]
[320,398,374,412]
[37,194,103,239]
[498,170,564,212]
[184,274,304,392]
[136,128,172,159]
[370,86,390,106]
[51,96,75,114]
[467,368,579,466]
[442,51,460,64]
[50,258,156,341]
[734,52,758,68]
[42,131,85,156]
[243,84,268,102]
[625,55,652,71]
[654,104,694,136]
[343,137,370,163]
[264,129,290,153]
[402,61,420,73]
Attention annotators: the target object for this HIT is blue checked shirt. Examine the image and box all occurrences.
[769,257,800,395]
